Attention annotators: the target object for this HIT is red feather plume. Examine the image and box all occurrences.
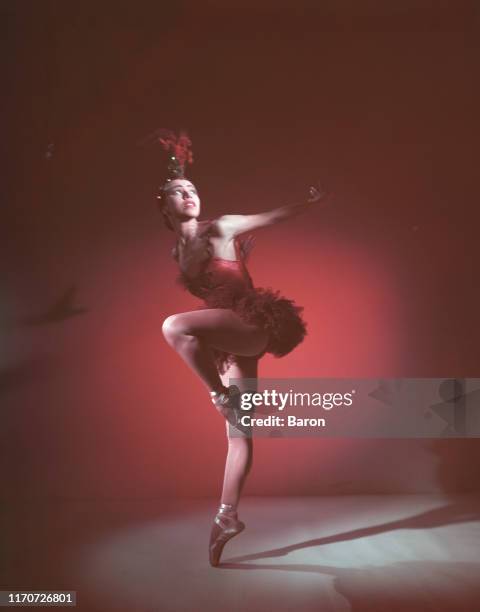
[156,129,193,166]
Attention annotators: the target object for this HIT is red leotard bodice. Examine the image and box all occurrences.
[204,240,254,292]
[176,222,255,303]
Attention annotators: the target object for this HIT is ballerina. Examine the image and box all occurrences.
[155,129,327,566]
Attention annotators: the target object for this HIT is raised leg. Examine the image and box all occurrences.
[161,308,268,394]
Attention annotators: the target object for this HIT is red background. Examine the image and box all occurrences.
[2,0,479,501]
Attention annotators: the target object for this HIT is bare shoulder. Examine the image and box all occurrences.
[196,216,224,237]
[212,214,242,237]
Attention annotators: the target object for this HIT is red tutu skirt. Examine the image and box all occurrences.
[199,285,307,374]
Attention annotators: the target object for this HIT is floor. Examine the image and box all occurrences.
[3,495,480,611]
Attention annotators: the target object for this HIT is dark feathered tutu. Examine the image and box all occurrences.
[199,285,307,374]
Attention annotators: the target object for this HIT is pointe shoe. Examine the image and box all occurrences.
[210,385,242,427]
[209,511,245,567]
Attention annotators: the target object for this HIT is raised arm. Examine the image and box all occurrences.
[217,182,329,238]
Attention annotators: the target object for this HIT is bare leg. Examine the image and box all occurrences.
[209,355,258,566]
[218,355,258,508]
[161,308,268,394]
[162,309,260,503]
[162,309,265,565]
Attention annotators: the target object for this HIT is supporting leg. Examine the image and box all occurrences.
[220,432,253,508]
[219,354,258,509]
[209,356,258,566]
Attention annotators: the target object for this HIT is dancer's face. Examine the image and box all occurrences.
[163,179,201,224]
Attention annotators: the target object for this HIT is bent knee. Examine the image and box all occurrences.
[162,314,198,348]
[162,314,183,343]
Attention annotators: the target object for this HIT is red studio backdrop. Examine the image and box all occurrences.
[2,1,479,506]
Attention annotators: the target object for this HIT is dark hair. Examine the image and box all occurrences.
[156,189,174,231]
[160,208,174,231]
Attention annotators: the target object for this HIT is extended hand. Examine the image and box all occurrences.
[307,180,329,204]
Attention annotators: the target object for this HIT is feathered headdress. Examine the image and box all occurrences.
[154,128,193,185]
[137,127,194,196]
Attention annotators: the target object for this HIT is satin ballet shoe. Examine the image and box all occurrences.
[209,509,245,567]
[210,385,242,427]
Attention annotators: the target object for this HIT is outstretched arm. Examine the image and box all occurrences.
[217,182,329,238]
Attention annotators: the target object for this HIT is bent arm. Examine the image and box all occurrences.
[217,201,312,237]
